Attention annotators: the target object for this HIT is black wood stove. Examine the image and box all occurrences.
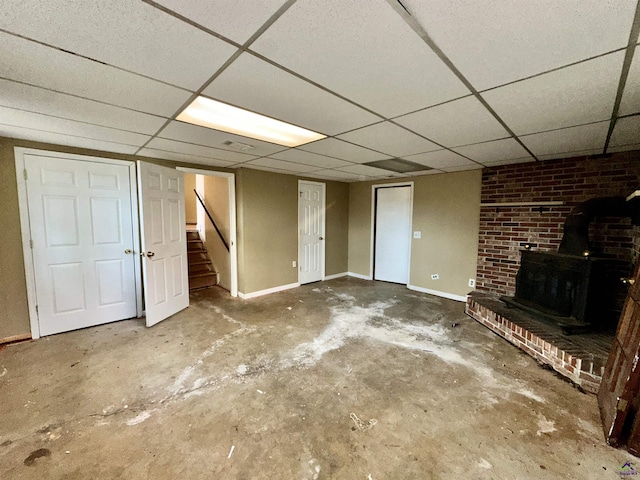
[503,196,638,334]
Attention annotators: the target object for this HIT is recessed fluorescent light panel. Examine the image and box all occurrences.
[177,96,326,148]
[364,158,432,173]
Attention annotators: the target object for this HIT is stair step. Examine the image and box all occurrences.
[188,251,208,261]
[189,272,217,290]
[189,263,214,274]
[190,272,217,279]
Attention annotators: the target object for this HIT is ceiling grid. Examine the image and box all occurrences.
[0,0,638,181]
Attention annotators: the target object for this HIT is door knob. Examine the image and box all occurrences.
[124,249,133,254]
[319,236,324,240]
[145,251,155,258]
[621,277,636,286]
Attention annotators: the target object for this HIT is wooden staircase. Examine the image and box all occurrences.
[187,228,218,290]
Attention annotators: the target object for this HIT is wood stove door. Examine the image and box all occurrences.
[598,260,640,447]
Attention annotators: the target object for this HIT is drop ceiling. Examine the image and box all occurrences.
[0,0,638,182]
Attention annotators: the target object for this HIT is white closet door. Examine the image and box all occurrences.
[374,186,412,284]
[299,181,325,284]
[138,161,189,327]
[26,154,137,336]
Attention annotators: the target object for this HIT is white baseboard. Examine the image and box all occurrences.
[347,272,373,280]
[238,282,300,299]
[323,272,348,281]
[407,284,468,303]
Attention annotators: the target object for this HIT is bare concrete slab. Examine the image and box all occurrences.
[0,278,634,478]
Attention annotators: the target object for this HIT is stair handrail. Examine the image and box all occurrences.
[194,189,230,252]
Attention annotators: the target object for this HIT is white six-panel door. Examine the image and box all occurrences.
[137,161,189,327]
[374,186,412,284]
[25,154,138,336]
[299,181,325,285]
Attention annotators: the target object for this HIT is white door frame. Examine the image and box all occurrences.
[176,167,238,298]
[14,147,143,339]
[370,182,414,284]
[298,180,326,284]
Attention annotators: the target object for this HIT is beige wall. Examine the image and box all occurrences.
[236,168,350,295]
[325,181,349,276]
[348,170,482,298]
[203,175,231,290]
[0,136,234,340]
[0,138,30,339]
[184,173,197,225]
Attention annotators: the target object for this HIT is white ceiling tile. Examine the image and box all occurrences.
[336,164,396,178]
[482,157,536,167]
[619,48,640,116]
[0,106,150,146]
[137,148,236,168]
[154,0,288,44]
[401,0,637,90]
[405,169,442,176]
[394,96,509,147]
[307,169,362,181]
[402,150,477,169]
[0,79,166,135]
[0,32,191,117]
[299,138,390,163]
[268,149,352,169]
[158,121,287,156]
[146,138,257,163]
[536,149,605,161]
[520,122,609,157]
[0,0,237,90]
[337,122,439,157]
[0,124,139,154]
[452,138,533,164]
[204,53,380,135]
[246,158,320,173]
[301,172,350,183]
[483,52,624,135]
[609,116,640,147]
[608,143,640,154]
[439,164,484,173]
[251,0,468,117]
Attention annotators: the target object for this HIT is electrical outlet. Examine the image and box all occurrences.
[468,278,475,288]
[431,274,439,280]
[292,261,297,268]
[413,231,421,239]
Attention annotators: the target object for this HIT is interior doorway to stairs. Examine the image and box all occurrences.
[178,168,237,297]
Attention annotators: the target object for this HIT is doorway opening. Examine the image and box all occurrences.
[179,167,238,298]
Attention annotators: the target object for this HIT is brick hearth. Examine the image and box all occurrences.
[466,292,615,394]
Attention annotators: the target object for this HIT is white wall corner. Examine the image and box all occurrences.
[323,272,348,281]
[347,272,373,281]
[238,282,300,299]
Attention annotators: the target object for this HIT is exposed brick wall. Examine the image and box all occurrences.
[477,151,640,296]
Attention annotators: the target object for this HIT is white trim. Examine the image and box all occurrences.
[323,272,348,280]
[370,182,414,284]
[14,147,143,339]
[238,282,300,299]
[407,284,468,303]
[177,166,238,298]
[347,272,373,281]
[298,180,326,285]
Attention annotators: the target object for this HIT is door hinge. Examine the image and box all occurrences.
[29,239,34,249]
[23,169,28,180]
[299,191,303,197]
[35,305,38,314]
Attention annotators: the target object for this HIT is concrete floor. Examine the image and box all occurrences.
[0,278,634,479]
